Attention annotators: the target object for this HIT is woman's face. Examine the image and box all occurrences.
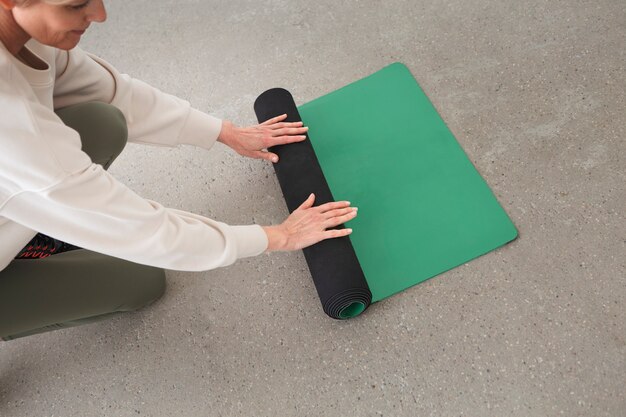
[11,0,106,50]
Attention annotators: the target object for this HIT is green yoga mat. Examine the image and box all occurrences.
[255,62,517,317]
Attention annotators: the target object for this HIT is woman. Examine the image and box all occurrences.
[0,0,357,340]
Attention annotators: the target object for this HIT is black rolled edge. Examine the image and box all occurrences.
[325,288,371,319]
[254,88,372,319]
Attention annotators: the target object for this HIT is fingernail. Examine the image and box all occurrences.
[346,228,353,233]
[352,207,358,211]
[272,157,278,163]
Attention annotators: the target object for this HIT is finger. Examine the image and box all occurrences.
[323,206,358,219]
[297,193,315,210]
[245,150,277,163]
[324,209,357,228]
[321,228,353,240]
[271,127,309,136]
[260,114,288,126]
[253,151,278,162]
[268,121,304,129]
[267,152,279,163]
[268,135,307,146]
[316,200,352,212]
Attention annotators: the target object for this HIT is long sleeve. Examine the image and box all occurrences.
[1,164,268,271]
[53,46,222,150]
[0,90,267,271]
[0,42,268,272]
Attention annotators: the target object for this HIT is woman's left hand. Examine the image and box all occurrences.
[262,193,357,252]
[217,114,308,163]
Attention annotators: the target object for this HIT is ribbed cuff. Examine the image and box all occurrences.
[179,108,222,150]
[231,225,269,258]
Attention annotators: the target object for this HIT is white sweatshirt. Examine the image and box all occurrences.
[0,40,268,272]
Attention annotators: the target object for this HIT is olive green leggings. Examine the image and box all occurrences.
[0,102,166,341]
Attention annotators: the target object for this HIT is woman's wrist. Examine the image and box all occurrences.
[262,225,288,252]
[217,120,236,147]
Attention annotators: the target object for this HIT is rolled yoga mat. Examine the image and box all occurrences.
[254,62,518,320]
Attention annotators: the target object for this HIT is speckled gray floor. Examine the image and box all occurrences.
[1,1,625,416]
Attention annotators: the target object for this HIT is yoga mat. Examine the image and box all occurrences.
[254,62,518,319]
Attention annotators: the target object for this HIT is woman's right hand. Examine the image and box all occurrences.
[262,194,357,252]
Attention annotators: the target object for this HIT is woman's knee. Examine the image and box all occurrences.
[56,102,128,168]
[87,102,128,156]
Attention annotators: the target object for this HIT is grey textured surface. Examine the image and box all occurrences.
[1,0,625,416]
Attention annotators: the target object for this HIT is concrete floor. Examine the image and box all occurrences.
[1,0,624,416]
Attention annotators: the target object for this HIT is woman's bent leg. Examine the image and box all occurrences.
[1,103,165,340]
[55,101,128,169]
[0,250,166,341]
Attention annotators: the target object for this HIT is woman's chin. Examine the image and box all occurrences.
[54,39,81,51]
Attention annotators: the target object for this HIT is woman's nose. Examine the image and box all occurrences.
[87,0,107,23]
